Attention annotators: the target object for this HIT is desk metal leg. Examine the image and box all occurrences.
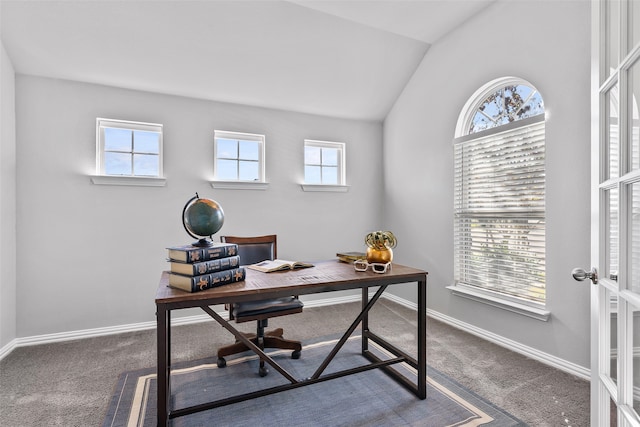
[359,277,428,400]
[157,305,170,427]
[361,287,368,354]
[417,277,427,399]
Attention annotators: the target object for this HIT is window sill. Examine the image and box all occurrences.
[300,184,349,192]
[446,284,550,321]
[90,175,166,187]
[210,181,269,190]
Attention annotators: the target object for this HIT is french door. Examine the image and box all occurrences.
[587,0,640,425]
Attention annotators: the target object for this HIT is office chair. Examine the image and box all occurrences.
[217,235,303,377]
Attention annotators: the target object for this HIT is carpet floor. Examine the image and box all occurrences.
[104,335,524,426]
[0,300,590,426]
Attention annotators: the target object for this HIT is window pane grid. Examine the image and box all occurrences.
[455,119,546,304]
[304,141,344,185]
[214,132,264,182]
[99,121,162,177]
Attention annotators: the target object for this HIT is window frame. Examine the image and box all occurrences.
[92,118,165,187]
[211,130,267,190]
[302,139,348,192]
[449,79,549,321]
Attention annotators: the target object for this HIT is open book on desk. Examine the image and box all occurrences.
[246,259,314,273]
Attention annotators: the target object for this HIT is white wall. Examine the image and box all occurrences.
[14,75,383,337]
[0,41,17,350]
[384,0,592,368]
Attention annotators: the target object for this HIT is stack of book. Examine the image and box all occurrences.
[166,242,246,292]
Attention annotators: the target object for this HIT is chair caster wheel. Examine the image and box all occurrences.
[291,350,301,359]
[259,366,269,377]
[217,357,226,368]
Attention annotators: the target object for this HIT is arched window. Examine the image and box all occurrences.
[452,77,547,313]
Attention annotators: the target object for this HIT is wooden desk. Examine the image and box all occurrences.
[156,260,428,426]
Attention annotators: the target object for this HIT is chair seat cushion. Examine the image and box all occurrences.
[233,297,304,319]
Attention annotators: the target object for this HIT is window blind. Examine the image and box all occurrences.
[454,119,546,304]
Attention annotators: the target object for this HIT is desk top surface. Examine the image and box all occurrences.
[156,259,427,306]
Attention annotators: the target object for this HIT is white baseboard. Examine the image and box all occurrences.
[0,339,17,360]
[0,294,361,360]
[0,292,592,382]
[383,292,418,310]
[373,293,591,381]
[427,308,591,381]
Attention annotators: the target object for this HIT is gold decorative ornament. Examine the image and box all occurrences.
[364,231,397,264]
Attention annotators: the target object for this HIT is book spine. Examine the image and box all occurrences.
[169,267,246,292]
[172,255,241,276]
[169,244,239,263]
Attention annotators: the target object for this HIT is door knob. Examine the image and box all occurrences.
[571,267,598,285]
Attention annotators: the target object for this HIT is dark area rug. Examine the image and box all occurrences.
[103,335,525,427]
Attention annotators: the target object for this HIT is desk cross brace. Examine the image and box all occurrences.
[170,356,405,419]
[169,285,405,420]
[311,285,387,379]
[200,285,387,385]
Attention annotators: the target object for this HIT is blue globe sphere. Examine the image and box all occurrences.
[182,195,224,246]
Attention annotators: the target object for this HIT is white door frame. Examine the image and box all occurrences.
[590,1,640,425]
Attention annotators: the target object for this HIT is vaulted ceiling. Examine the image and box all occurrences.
[1,0,494,121]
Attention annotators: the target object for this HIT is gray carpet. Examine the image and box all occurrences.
[104,335,524,426]
[0,300,590,426]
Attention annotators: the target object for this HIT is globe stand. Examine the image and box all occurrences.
[190,237,214,248]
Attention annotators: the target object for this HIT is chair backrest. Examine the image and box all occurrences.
[221,235,277,266]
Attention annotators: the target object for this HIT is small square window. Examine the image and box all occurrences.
[304,140,345,186]
[214,131,265,182]
[96,118,163,177]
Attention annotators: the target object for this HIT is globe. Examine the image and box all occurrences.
[182,193,225,247]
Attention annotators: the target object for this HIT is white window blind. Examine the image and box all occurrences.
[454,117,546,304]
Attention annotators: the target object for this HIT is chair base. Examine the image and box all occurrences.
[216,327,302,376]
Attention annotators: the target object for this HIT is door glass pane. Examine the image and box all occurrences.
[607,187,620,283]
[631,59,640,172]
[606,0,620,80]
[633,303,640,414]
[607,85,620,180]
[610,291,618,385]
[631,183,640,293]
